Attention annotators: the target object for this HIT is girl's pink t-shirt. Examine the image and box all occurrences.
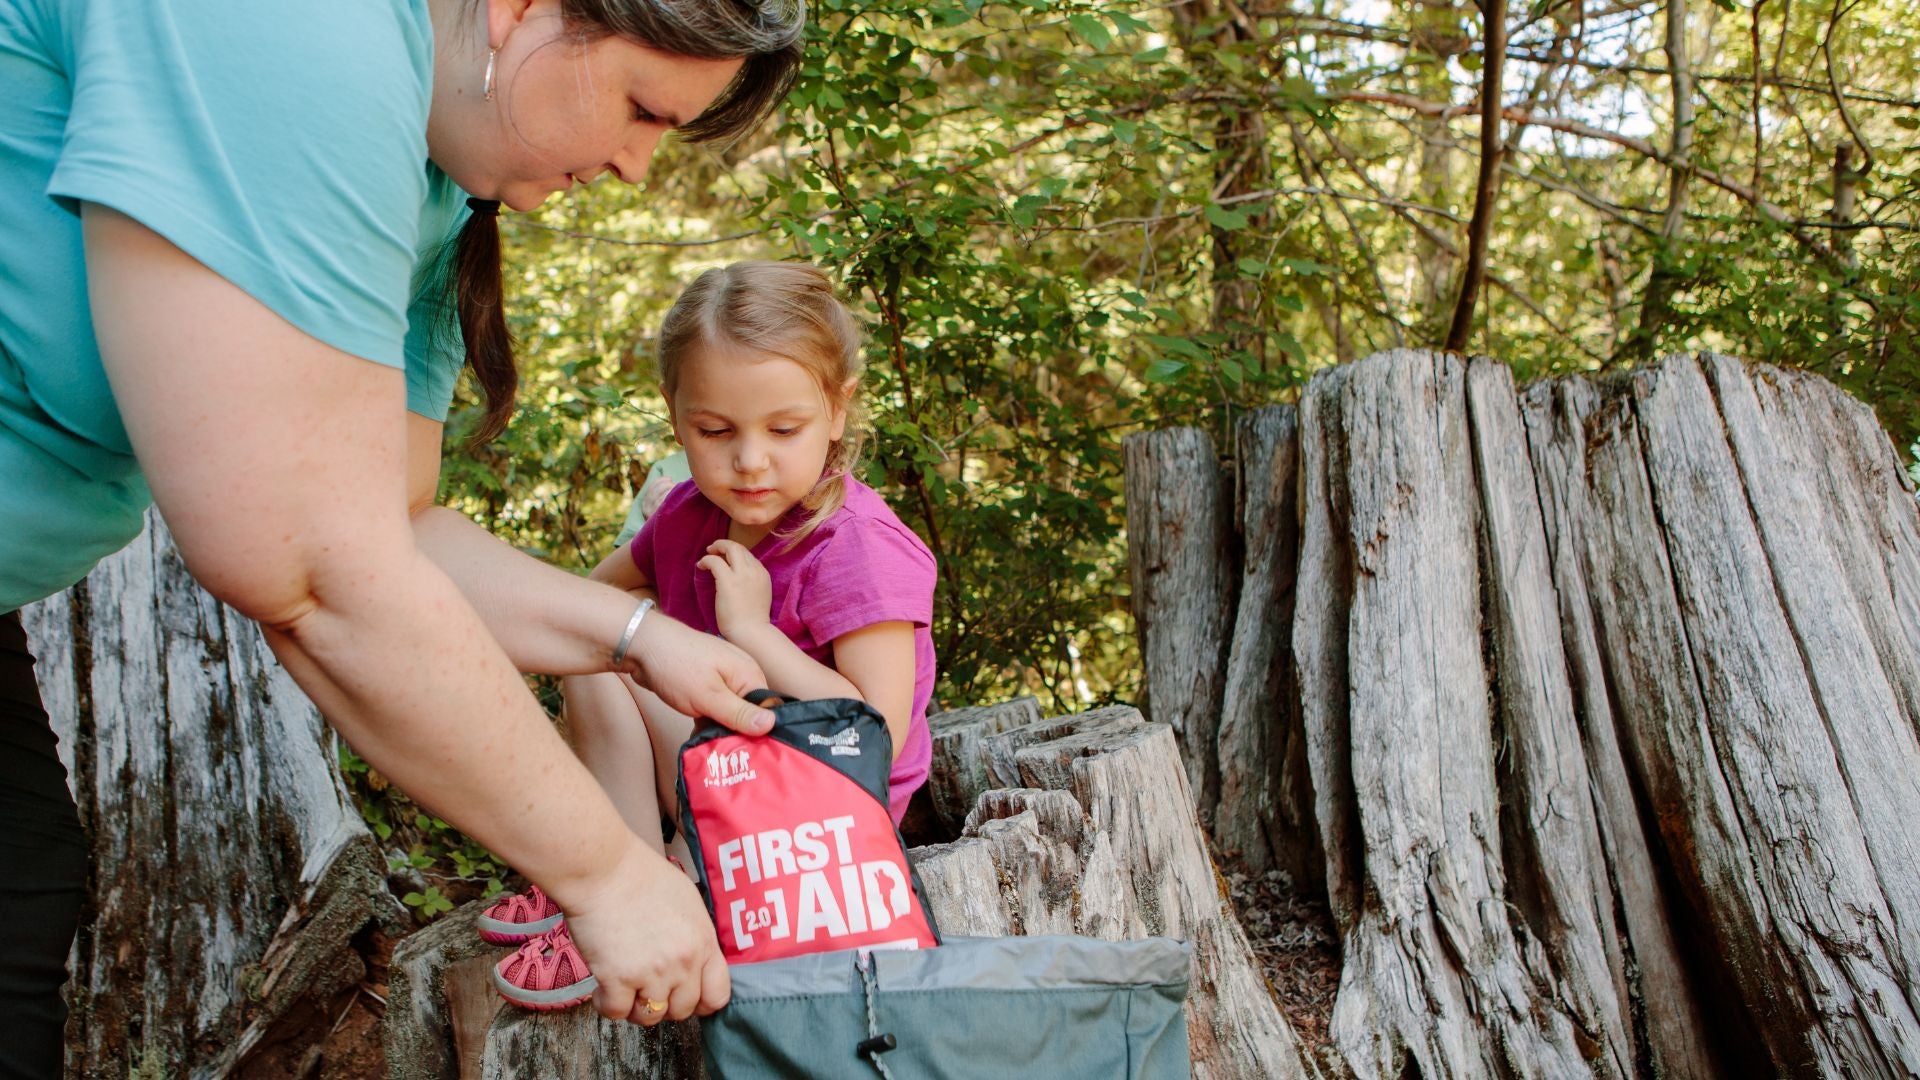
[630,477,937,822]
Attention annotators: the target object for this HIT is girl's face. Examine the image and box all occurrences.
[431,0,744,212]
[668,344,850,549]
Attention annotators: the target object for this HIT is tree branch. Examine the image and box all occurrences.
[1445,0,1508,352]
[1332,90,1844,266]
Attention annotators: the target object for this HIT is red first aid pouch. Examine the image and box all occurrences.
[676,692,940,964]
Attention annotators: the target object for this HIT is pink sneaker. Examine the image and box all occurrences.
[493,925,598,1010]
[476,885,565,945]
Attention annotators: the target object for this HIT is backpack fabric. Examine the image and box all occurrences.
[677,695,940,964]
[702,934,1195,1079]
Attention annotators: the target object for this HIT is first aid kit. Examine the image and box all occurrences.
[676,692,939,964]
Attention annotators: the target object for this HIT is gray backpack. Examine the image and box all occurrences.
[702,934,1193,1078]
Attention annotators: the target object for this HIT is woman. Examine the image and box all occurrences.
[0,0,803,1069]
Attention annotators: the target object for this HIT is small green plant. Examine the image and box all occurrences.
[401,886,455,919]
[339,741,508,922]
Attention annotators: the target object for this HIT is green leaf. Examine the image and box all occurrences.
[1204,203,1254,231]
[1067,13,1111,50]
[1144,334,1209,361]
[1144,359,1189,382]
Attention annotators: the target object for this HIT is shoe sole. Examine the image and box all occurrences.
[492,967,599,1010]
[477,911,565,945]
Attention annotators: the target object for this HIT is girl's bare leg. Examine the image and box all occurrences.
[631,684,698,875]
[562,672,666,853]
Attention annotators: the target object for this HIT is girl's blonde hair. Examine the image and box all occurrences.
[658,261,866,545]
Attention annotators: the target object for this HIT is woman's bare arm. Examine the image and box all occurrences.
[83,206,733,1021]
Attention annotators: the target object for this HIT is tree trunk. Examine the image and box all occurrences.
[22,510,402,1079]
[1125,347,1920,1076]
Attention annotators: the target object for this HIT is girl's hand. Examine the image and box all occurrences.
[562,842,730,1025]
[698,540,773,642]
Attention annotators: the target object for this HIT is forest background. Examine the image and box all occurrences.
[363,0,1918,913]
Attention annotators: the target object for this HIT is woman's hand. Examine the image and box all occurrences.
[698,540,773,643]
[563,842,729,1025]
[625,611,773,734]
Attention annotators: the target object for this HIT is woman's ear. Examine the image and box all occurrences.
[485,0,537,49]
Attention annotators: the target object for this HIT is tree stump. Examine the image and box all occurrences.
[914,705,1320,1080]
[386,702,1316,1077]
[1125,426,1236,826]
[1127,348,1920,1077]
[919,695,1043,838]
[22,510,402,1078]
[383,903,704,1079]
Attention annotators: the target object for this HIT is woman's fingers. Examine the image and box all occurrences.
[630,616,773,732]
[628,989,674,1027]
[568,844,729,1028]
[698,949,732,1016]
[595,982,637,1022]
[664,971,703,1021]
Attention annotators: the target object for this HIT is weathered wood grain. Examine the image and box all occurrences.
[1314,350,1595,1077]
[1465,358,1631,1075]
[23,510,400,1079]
[1214,405,1317,880]
[1520,376,1721,1079]
[1125,427,1237,823]
[1293,363,1362,929]
[922,696,1044,838]
[1635,354,1920,1073]
[914,706,1320,1080]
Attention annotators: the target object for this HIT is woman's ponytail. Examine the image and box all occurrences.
[454,198,518,445]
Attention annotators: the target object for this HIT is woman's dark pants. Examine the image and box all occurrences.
[0,611,85,1078]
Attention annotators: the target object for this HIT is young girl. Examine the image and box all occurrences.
[490,261,938,1008]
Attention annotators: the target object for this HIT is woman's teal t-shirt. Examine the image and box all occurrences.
[0,0,469,612]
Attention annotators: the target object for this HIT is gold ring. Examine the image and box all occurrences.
[643,998,668,1014]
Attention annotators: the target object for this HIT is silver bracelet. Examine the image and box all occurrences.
[611,598,655,667]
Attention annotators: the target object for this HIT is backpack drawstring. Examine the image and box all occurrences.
[855,951,898,1078]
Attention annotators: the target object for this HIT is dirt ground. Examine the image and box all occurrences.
[1220,860,1343,1073]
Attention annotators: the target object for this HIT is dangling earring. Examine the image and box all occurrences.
[483,48,498,101]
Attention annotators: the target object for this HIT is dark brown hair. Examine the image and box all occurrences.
[455,0,806,443]
[658,261,866,545]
